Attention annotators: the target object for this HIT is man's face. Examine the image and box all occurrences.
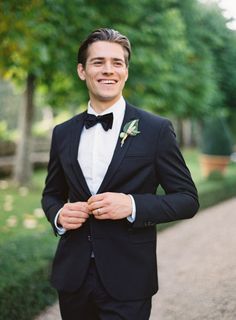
[77,41,129,108]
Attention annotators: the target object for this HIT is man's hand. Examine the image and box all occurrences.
[87,192,132,220]
[58,202,90,230]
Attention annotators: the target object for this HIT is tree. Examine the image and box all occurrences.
[199,2,236,112]
[0,0,99,185]
[0,1,53,184]
[1,0,236,185]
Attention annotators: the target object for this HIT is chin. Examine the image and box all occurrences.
[98,95,119,102]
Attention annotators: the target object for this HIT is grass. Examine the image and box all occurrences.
[0,170,55,245]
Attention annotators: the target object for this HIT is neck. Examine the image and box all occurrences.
[90,96,121,114]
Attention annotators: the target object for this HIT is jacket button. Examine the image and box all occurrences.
[145,221,154,227]
[88,235,91,241]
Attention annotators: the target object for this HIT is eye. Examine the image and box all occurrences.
[114,61,124,67]
[93,61,102,66]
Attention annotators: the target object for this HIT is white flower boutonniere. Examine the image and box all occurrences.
[119,119,140,147]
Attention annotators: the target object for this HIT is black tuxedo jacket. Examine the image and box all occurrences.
[42,102,199,301]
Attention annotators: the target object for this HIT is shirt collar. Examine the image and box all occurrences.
[87,97,126,120]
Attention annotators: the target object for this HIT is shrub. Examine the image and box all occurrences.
[198,175,236,210]
[201,116,232,156]
[0,232,57,320]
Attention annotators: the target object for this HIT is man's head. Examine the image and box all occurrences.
[77,28,131,67]
[77,28,131,110]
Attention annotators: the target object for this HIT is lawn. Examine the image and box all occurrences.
[0,170,54,245]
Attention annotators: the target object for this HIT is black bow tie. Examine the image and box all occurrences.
[84,112,113,131]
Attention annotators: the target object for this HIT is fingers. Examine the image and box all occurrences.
[87,193,109,214]
[61,207,89,219]
[88,202,108,219]
[87,194,104,205]
[88,192,132,220]
[59,201,90,230]
[61,217,87,230]
[63,216,87,224]
[88,200,104,214]
[92,207,109,218]
[65,202,90,214]
[88,193,116,220]
[59,192,128,229]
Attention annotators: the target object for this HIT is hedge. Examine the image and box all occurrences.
[198,174,236,210]
[0,232,57,320]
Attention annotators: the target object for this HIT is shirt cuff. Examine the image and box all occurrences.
[127,194,136,223]
[54,208,66,235]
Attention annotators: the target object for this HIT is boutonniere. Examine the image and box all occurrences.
[119,119,140,147]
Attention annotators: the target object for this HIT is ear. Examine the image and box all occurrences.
[125,68,129,82]
[77,64,86,81]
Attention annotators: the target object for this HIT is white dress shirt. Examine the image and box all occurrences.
[55,96,136,234]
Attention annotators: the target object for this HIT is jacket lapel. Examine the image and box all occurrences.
[97,103,137,194]
[69,112,92,198]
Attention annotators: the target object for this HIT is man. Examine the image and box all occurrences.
[42,28,199,320]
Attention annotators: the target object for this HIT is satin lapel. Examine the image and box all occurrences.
[97,103,137,194]
[69,112,92,197]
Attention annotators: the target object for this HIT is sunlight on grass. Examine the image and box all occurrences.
[23,216,38,229]
[6,216,18,227]
[0,169,49,245]
[0,180,9,190]
[18,186,29,196]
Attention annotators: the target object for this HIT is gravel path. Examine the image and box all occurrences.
[35,198,236,320]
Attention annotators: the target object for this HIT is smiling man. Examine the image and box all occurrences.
[42,28,199,320]
[77,40,128,110]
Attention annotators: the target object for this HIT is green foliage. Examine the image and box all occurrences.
[0,170,57,319]
[198,173,236,210]
[178,0,223,114]
[198,2,236,112]
[0,121,12,141]
[201,116,232,156]
[206,170,225,181]
[0,234,57,320]
[1,0,236,118]
[127,6,194,116]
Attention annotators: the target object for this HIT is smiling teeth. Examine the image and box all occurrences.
[100,80,116,84]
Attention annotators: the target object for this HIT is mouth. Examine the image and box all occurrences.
[98,79,118,84]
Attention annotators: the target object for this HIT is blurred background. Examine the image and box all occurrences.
[0,0,236,319]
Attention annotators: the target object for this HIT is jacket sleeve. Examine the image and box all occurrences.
[41,126,69,234]
[131,119,199,228]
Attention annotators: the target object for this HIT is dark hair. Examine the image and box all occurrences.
[77,28,131,67]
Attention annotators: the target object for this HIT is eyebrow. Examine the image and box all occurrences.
[89,57,125,63]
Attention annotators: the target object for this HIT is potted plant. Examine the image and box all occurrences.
[200,116,232,177]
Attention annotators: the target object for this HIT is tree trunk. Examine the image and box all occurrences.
[13,73,35,186]
[176,118,184,147]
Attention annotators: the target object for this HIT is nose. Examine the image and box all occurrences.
[102,62,114,74]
